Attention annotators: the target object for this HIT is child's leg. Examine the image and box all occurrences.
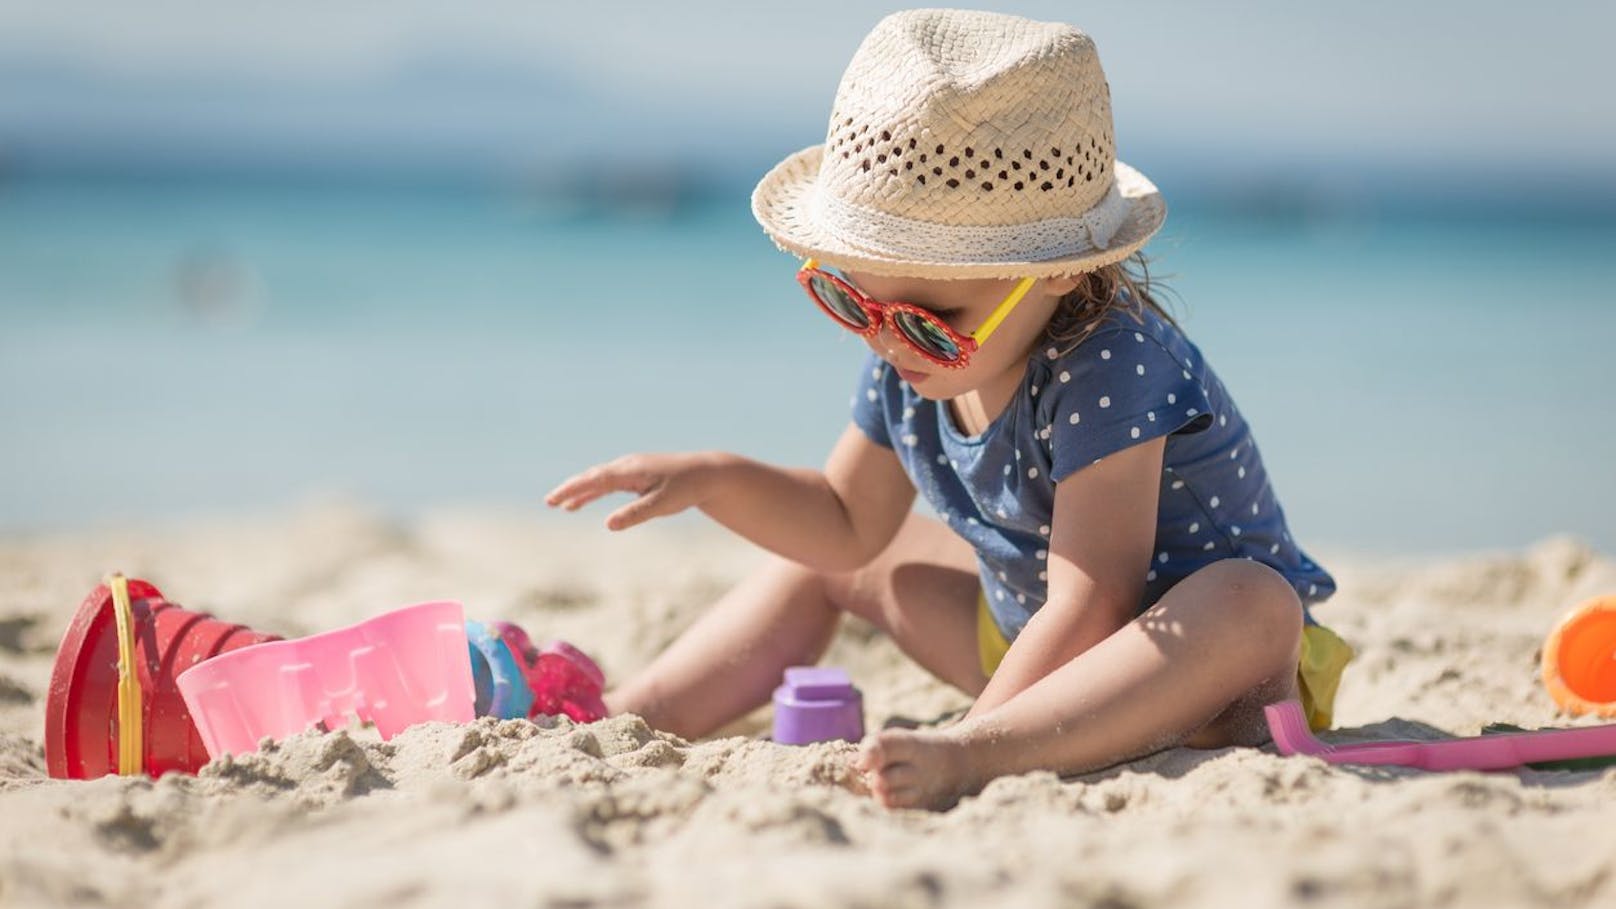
[856,558,1304,810]
[607,513,982,740]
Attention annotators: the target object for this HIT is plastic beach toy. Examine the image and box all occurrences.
[176,601,475,760]
[772,666,864,745]
[490,621,609,723]
[466,620,535,720]
[1264,699,1616,772]
[1541,595,1616,717]
[45,575,283,780]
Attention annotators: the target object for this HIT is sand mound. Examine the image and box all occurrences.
[2,505,1614,908]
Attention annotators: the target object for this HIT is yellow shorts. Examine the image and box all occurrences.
[975,595,1354,732]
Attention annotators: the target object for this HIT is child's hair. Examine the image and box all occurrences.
[1043,252,1178,357]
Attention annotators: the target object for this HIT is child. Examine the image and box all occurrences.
[545,8,1353,810]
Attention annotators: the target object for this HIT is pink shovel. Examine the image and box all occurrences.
[1264,699,1616,772]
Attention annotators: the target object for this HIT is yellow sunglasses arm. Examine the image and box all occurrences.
[971,276,1038,345]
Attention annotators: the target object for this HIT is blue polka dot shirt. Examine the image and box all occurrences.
[851,304,1336,642]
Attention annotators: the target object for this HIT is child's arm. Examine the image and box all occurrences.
[963,436,1166,721]
[546,423,916,573]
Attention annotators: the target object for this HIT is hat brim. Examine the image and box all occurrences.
[751,145,1167,280]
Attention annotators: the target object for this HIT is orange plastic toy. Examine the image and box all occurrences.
[1541,595,1616,717]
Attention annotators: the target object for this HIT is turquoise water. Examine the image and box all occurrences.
[3,175,1614,554]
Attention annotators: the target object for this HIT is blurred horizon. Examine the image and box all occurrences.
[3,2,1614,555]
[3,1,1614,215]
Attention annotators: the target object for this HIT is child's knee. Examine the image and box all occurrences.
[1191,559,1304,666]
[1208,559,1300,618]
[760,555,839,601]
[759,554,875,626]
[817,561,885,624]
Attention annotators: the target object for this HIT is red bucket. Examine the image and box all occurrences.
[44,577,282,779]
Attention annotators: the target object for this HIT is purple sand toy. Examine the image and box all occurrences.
[773,666,864,745]
[1265,699,1616,772]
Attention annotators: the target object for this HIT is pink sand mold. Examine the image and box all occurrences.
[176,601,475,760]
[1265,699,1616,772]
[491,622,609,723]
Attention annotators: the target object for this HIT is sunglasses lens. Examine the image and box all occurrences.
[893,311,962,362]
[807,273,871,330]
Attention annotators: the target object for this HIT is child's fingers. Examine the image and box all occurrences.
[546,463,649,509]
[544,478,586,508]
[876,762,919,791]
[604,490,675,531]
[853,736,883,772]
[548,486,613,512]
[873,783,913,810]
[839,755,873,797]
[544,469,614,507]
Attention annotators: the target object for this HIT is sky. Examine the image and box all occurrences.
[1,1,1613,197]
[2,2,1614,546]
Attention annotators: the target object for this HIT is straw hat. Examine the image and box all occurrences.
[751,8,1165,280]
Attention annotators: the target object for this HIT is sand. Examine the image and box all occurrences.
[3,501,1616,908]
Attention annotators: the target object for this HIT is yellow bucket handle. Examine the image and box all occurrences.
[109,573,144,776]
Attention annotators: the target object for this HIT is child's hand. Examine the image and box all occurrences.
[545,453,723,531]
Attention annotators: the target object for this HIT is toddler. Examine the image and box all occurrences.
[546,8,1353,810]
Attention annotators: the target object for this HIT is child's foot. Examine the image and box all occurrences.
[853,726,981,811]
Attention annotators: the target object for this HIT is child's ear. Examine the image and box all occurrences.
[1042,275,1083,297]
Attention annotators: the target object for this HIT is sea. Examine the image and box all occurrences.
[3,171,1614,555]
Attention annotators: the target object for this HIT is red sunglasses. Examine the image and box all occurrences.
[796,259,1037,368]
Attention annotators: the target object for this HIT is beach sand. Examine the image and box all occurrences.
[3,502,1615,908]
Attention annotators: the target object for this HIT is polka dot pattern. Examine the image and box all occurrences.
[846,305,1337,644]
